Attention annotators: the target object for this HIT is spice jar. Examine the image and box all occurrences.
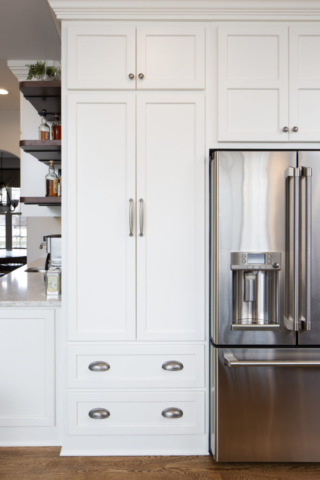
[39,109,50,140]
[45,161,58,197]
[52,114,61,140]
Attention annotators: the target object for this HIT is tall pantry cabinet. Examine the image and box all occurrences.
[64,23,207,455]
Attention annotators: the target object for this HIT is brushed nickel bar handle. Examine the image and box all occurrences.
[293,167,301,331]
[88,408,110,419]
[284,167,300,331]
[161,407,183,419]
[162,361,184,371]
[88,361,110,372]
[129,198,134,237]
[224,353,320,368]
[139,199,144,237]
[301,167,312,331]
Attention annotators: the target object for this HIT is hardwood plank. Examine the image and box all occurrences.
[1,448,320,480]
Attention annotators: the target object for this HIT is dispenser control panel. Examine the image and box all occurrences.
[231,252,281,270]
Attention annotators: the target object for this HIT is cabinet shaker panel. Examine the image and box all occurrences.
[67,94,136,341]
[137,25,205,89]
[218,25,289,141]
[289,25,320,141]
[137,94,205,341]
[67,26,136,89]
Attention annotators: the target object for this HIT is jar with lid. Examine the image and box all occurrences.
[45,161,58,197]
[52,114,61,140]
[39,109,50,140]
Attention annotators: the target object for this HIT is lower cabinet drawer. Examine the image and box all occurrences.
[68,391,205,435]
[68,344,204,389]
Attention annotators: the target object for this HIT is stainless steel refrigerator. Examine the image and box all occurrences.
[210,150,320,462]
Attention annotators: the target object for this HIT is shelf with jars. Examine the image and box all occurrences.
[19,81,61,120]
[19,140,61,164]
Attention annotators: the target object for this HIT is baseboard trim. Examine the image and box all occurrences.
[60,448,210,456]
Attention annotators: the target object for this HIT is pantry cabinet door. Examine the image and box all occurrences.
[68,93,136,341]
[289,25,320,141]
[218,25,289,141]
[137,94,205,341]
[137,25,205,89]
[67,26,136,90]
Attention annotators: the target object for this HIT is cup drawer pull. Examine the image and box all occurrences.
[88,408,110,420]
[161,407,183,419]
[88,361,110,372]
[162,360,184,371]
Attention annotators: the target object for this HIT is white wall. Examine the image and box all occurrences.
[27,217,61,263]
[0,110,20,158]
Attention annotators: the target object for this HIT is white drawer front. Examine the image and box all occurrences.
[68,391,205,435]
[68,345,204,389]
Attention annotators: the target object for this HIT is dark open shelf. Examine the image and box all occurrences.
[20,196,61,206]
[20,140,61,163]
[20,81,61,120]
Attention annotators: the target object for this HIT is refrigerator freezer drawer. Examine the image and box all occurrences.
[211,345,320,462]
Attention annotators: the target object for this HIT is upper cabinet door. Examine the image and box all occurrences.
[67,93,136,341]
[218,25,289,141]
[137,94,205,341]
[289,25,320,142]
[136,25,205,90]
[67,26,136,89]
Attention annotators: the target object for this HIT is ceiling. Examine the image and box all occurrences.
[0,0,61,110]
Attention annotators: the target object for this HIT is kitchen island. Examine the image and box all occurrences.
[0,258,61,307]
[0,258,62,447]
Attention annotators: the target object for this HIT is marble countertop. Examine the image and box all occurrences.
[0,259,61,307]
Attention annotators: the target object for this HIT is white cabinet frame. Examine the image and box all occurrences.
[67,25,136,90]
[289,24,320,141]
[218,24,289,142]
[137,25,205,90]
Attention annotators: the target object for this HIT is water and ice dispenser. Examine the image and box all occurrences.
[231,252,281,329]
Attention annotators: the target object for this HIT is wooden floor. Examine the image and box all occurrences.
[1,448,320,480]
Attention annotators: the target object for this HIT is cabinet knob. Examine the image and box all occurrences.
[292,126,299,132]
[283,126,289,132]
[162,360,184,371]
[128,73,135,80]
[88,408,110,419]
[161,407,183,419]
[88,361,110,372]
[138,73,144,80]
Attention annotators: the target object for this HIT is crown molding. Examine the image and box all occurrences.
[7,60,57,82]
[7,61,35,82]
[48,0,320,21]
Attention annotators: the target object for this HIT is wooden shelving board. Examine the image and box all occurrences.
[20,140,61,163]
[19,81,61,120]
[20,197,61,206]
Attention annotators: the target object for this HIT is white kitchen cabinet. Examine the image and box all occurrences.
[0,309,55,427]
[67,25,136,89]
[68,391,205,436]
[67,24,205,90]
[137,94,205,341]
[67,344,205,389]
[67,93,136,341]
[218,25,289,141]
[289,24,320,141]
[136,25,205,89]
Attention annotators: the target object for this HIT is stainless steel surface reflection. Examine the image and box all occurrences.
[211,345,320,462]
[211,151,296,345]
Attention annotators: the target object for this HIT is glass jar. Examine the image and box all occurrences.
[52,114,61,140]
[45,161,58,197]
[39,109,50,140]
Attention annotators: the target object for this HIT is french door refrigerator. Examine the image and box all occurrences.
[210,150,320,462]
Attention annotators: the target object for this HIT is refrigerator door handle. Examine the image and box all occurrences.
[284,167,300,331]
[300,167,312,331]
[224,353,320,367]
